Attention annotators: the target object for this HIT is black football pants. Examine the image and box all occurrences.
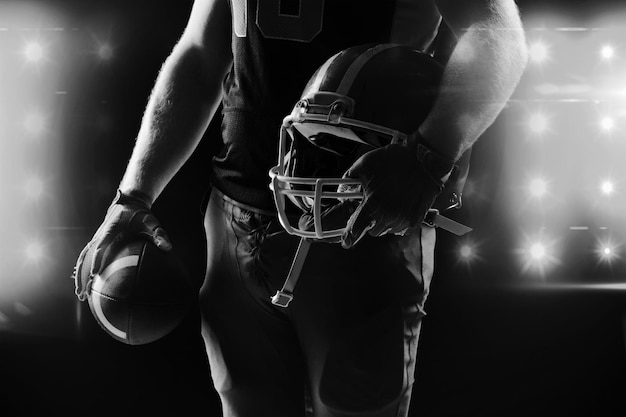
[199,188,436,417]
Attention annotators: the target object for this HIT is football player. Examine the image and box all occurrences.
[74,1,527,416]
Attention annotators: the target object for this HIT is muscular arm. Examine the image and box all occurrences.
[119,0,233,204]
[422,0,528,160]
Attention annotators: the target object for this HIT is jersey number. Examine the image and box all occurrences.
[232,0,324,42]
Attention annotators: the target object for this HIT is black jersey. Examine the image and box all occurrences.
[211,0,442,210]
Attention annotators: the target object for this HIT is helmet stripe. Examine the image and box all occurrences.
[305,50,343,96]
[336,44,400,96]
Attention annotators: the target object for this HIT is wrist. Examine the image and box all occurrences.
[415,137,457,184]
[113,189,153,209]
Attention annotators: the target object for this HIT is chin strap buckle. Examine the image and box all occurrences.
[271,238,312,308]
[271,291,294,308]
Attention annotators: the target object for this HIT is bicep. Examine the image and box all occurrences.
[178,0,233,67]
[434,0,523,36]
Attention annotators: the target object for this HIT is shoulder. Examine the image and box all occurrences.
[180,0,232,49]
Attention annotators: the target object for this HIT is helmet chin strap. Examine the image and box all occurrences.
[270,238,312,308]
[268,208,474,309]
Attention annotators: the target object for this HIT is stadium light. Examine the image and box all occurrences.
[23,41,45,63]
[24,239,46,264]
[600,44,615,60]
[528,112,550,135]
[530,242,546,261]
[529,40,550,65]
[600,180,615,196]
[595,238,620,265]
[529,177,548,198]
[600,116,614,132]
[97,43,114,61]
[460,244,474,259]
[517,232,560,277]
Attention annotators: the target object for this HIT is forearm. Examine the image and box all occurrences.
[119,43,230,204]
[420,4,528,161]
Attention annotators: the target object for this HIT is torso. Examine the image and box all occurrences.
[211,0,442,210]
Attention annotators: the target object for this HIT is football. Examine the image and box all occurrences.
[80,239,193,345]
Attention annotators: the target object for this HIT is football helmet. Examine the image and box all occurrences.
[269,43,448,240]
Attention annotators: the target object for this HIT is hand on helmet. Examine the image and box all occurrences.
[72,190,172,301]
[298,199,360,244]
[340,143,449,249]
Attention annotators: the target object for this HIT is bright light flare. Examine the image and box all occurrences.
[600,44,615,60]
[530,243,546,260]
[460,244,473,259]
[600,116,614,132]
[455,239,483,268]
[595,238,620,265]
[97,43,114,61]
[517,233,560,277]
[458,243,477,265]
[528,112,550,135]
[600,180,615,196]
[529,40,550,64]
[21,236,51,272]
[23,41,45,63]
[24,239,46,264]
[529,177,548,198]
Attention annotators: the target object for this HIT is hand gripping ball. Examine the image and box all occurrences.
[82,239,193,345]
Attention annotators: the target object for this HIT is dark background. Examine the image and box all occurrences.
[1,1,626,416]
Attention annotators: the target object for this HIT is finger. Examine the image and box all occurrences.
[368,201,420,236]
[73,243,90,279]
[342,156,367,181]
[72,242,95,299]
[298,213,314,230]
[393,227,411,236]
[386,224,410,236]
[368,218,393,237]
[341,203,375,249]
[382,212,413,236]
[91,247,104,277]
[90,228,121,276]
[298,202,355,244]
[343,165,359,180]
[132,211,172,251]
[152,227,173,251]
